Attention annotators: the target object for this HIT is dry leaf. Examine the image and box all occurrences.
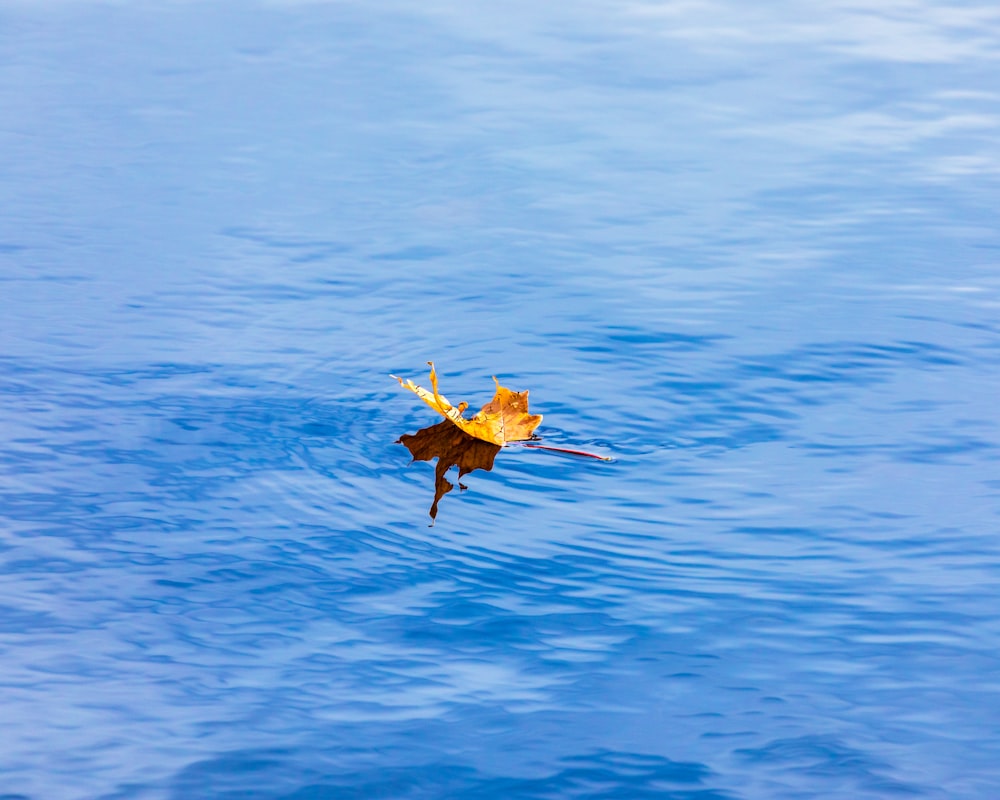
[392,361,542,446]
[394,362,610,521]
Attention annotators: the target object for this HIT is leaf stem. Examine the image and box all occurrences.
[521,443,613,461]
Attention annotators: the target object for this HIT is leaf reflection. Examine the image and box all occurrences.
[397,419,501,523]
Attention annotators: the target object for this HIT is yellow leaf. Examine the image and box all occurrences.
[392,361,543,446]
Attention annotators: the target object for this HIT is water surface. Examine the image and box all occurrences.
[1,1,999,798]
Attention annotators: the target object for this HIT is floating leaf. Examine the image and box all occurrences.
[393,362,611,521]
[392,361,542,446]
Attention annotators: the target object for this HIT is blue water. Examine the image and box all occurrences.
[2,2,1000,798]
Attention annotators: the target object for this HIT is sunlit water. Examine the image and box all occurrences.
[2,2,999,798]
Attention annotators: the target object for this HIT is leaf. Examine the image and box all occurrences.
[392,361,542,446]
[397,419,501,523]
[394,363,610,521]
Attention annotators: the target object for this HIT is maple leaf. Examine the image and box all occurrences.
[394,362,611,521]
[392,361,542,446]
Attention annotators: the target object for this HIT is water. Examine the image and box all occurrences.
[2,2,999,798]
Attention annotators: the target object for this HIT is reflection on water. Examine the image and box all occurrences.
[398,420,501,523]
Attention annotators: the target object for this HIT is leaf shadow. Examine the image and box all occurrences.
[397,420,501,524]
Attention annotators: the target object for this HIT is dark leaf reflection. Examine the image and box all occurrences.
[397,420,501,523]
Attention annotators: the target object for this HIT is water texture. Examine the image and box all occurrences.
[1,1,999,798]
